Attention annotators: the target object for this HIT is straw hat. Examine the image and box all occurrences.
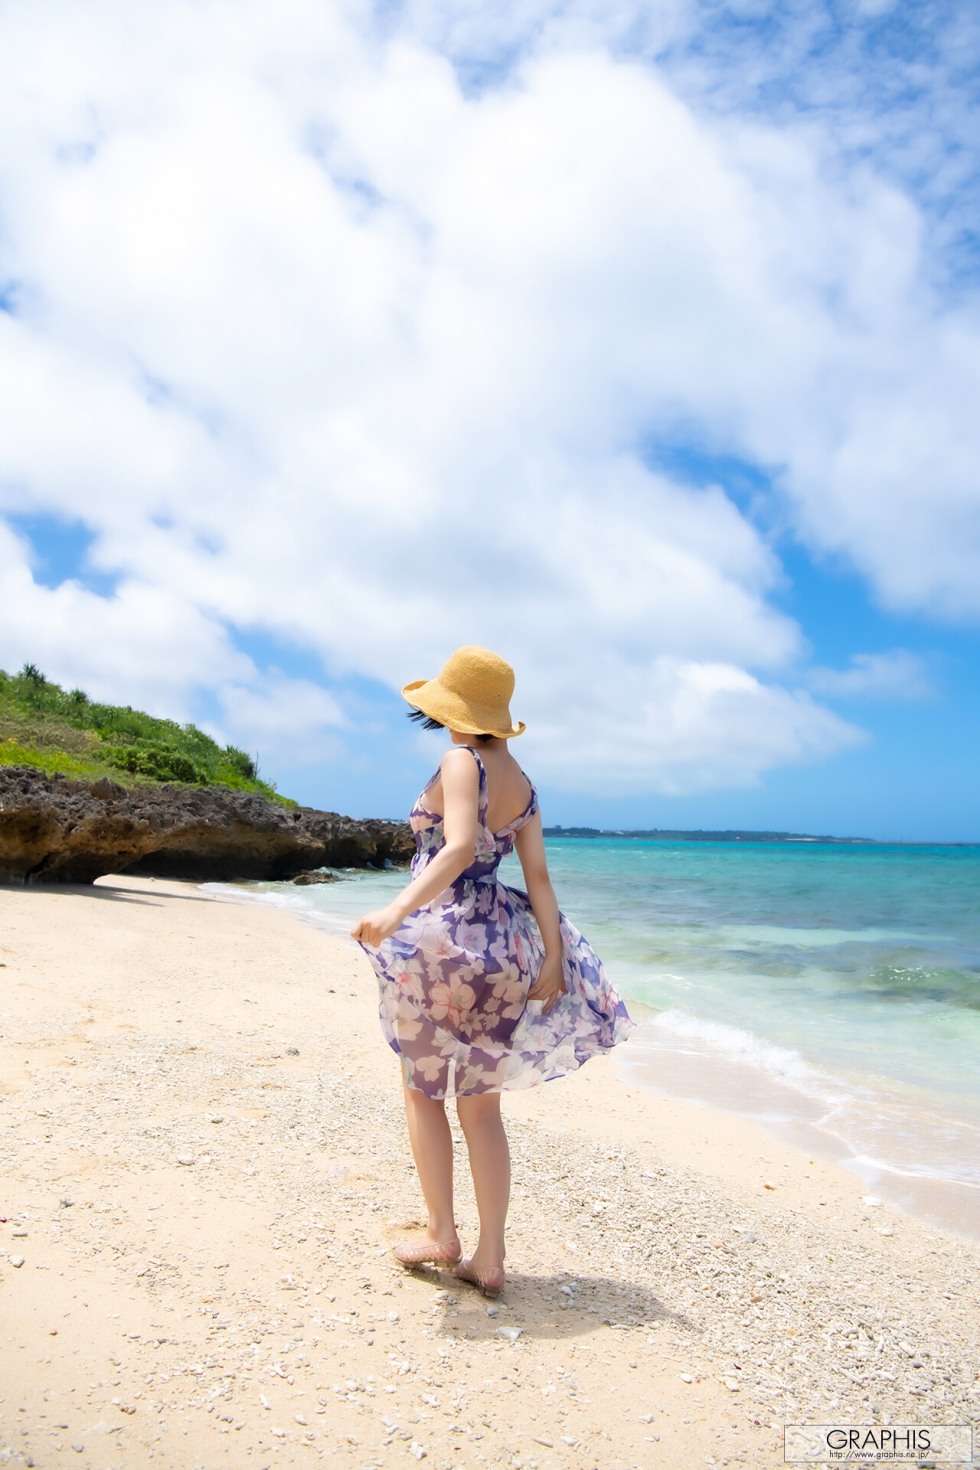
[402,646,526,739]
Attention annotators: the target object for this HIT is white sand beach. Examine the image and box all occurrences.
[1,875,978,1469]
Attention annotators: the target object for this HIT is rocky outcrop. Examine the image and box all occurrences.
[0,767,413,885]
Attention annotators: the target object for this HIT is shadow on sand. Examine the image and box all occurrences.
[8,878,220,907]
[403,1263,690,1343]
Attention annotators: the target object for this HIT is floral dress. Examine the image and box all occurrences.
[358,745,634,1098]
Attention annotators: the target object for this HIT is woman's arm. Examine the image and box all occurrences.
[514,811,566,1012]
[350,748,479,947]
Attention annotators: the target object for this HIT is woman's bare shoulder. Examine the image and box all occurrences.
[440,745,480,769]
[439,746,481,788]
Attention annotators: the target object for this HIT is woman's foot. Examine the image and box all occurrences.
[454,1257,505,1297]
[394,1235,462,1268]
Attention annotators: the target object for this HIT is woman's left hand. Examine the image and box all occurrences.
[527,951,567,1013]
[350,904,403,947]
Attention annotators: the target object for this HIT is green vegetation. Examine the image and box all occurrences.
[0,664,292,803]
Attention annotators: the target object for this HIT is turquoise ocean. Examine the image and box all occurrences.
[216,838,980,1236]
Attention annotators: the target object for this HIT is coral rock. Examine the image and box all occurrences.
[0,767,412,884]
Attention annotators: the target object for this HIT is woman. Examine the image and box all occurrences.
[351,646,634,1296]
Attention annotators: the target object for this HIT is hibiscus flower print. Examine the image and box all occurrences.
[422,927,462,963]
[358,745,634,1099]
[428,976,478,1030]
[416,1054,447,1085]
[394,968,423,1001]
[512,927,537,972]
[453,918,492,955]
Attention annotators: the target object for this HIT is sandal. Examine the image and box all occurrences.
[454,1258,505,1298]
[394,1238,462,1268]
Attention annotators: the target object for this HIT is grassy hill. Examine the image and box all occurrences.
[0,663,289,803]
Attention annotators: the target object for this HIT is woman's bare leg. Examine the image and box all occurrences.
[400,1082,460,1258]
[455,1092,509,1288]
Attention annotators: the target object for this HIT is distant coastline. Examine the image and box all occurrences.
[544,825,871,843]
[541,825,967,845]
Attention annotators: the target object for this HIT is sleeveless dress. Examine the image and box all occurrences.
[357,745,635,1099]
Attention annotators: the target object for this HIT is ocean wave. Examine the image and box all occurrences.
[648,1007,856,1099]
[200,881,315,912]
[200,875,396,940]
[639,1006,980,1196]
[844,1151,980,1189]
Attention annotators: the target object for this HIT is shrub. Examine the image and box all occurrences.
[0,665,289,799]
[103,744,208,784]
[221,745,257,780]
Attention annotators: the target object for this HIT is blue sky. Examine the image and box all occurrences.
[1,0,978,841]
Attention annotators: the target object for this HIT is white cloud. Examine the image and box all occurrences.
[523,656,865,796]
[0,522,251,719]
[782,312,980,619]
[213,676,346,756]
[807,650,934,702]
[0,0,975,797]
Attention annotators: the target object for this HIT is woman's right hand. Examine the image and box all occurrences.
[527,952,567,1013]
[350,904,403,947]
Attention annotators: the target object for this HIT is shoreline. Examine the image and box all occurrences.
[620,1021,980,1246]
[209,875,980,1246]
[2,875,979,1470]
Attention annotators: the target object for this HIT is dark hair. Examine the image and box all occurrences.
[407,708,494,743]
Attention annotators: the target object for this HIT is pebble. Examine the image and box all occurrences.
[10,1255,25,1268]
[4,903,979,1470]
[176,1154,195,1166]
